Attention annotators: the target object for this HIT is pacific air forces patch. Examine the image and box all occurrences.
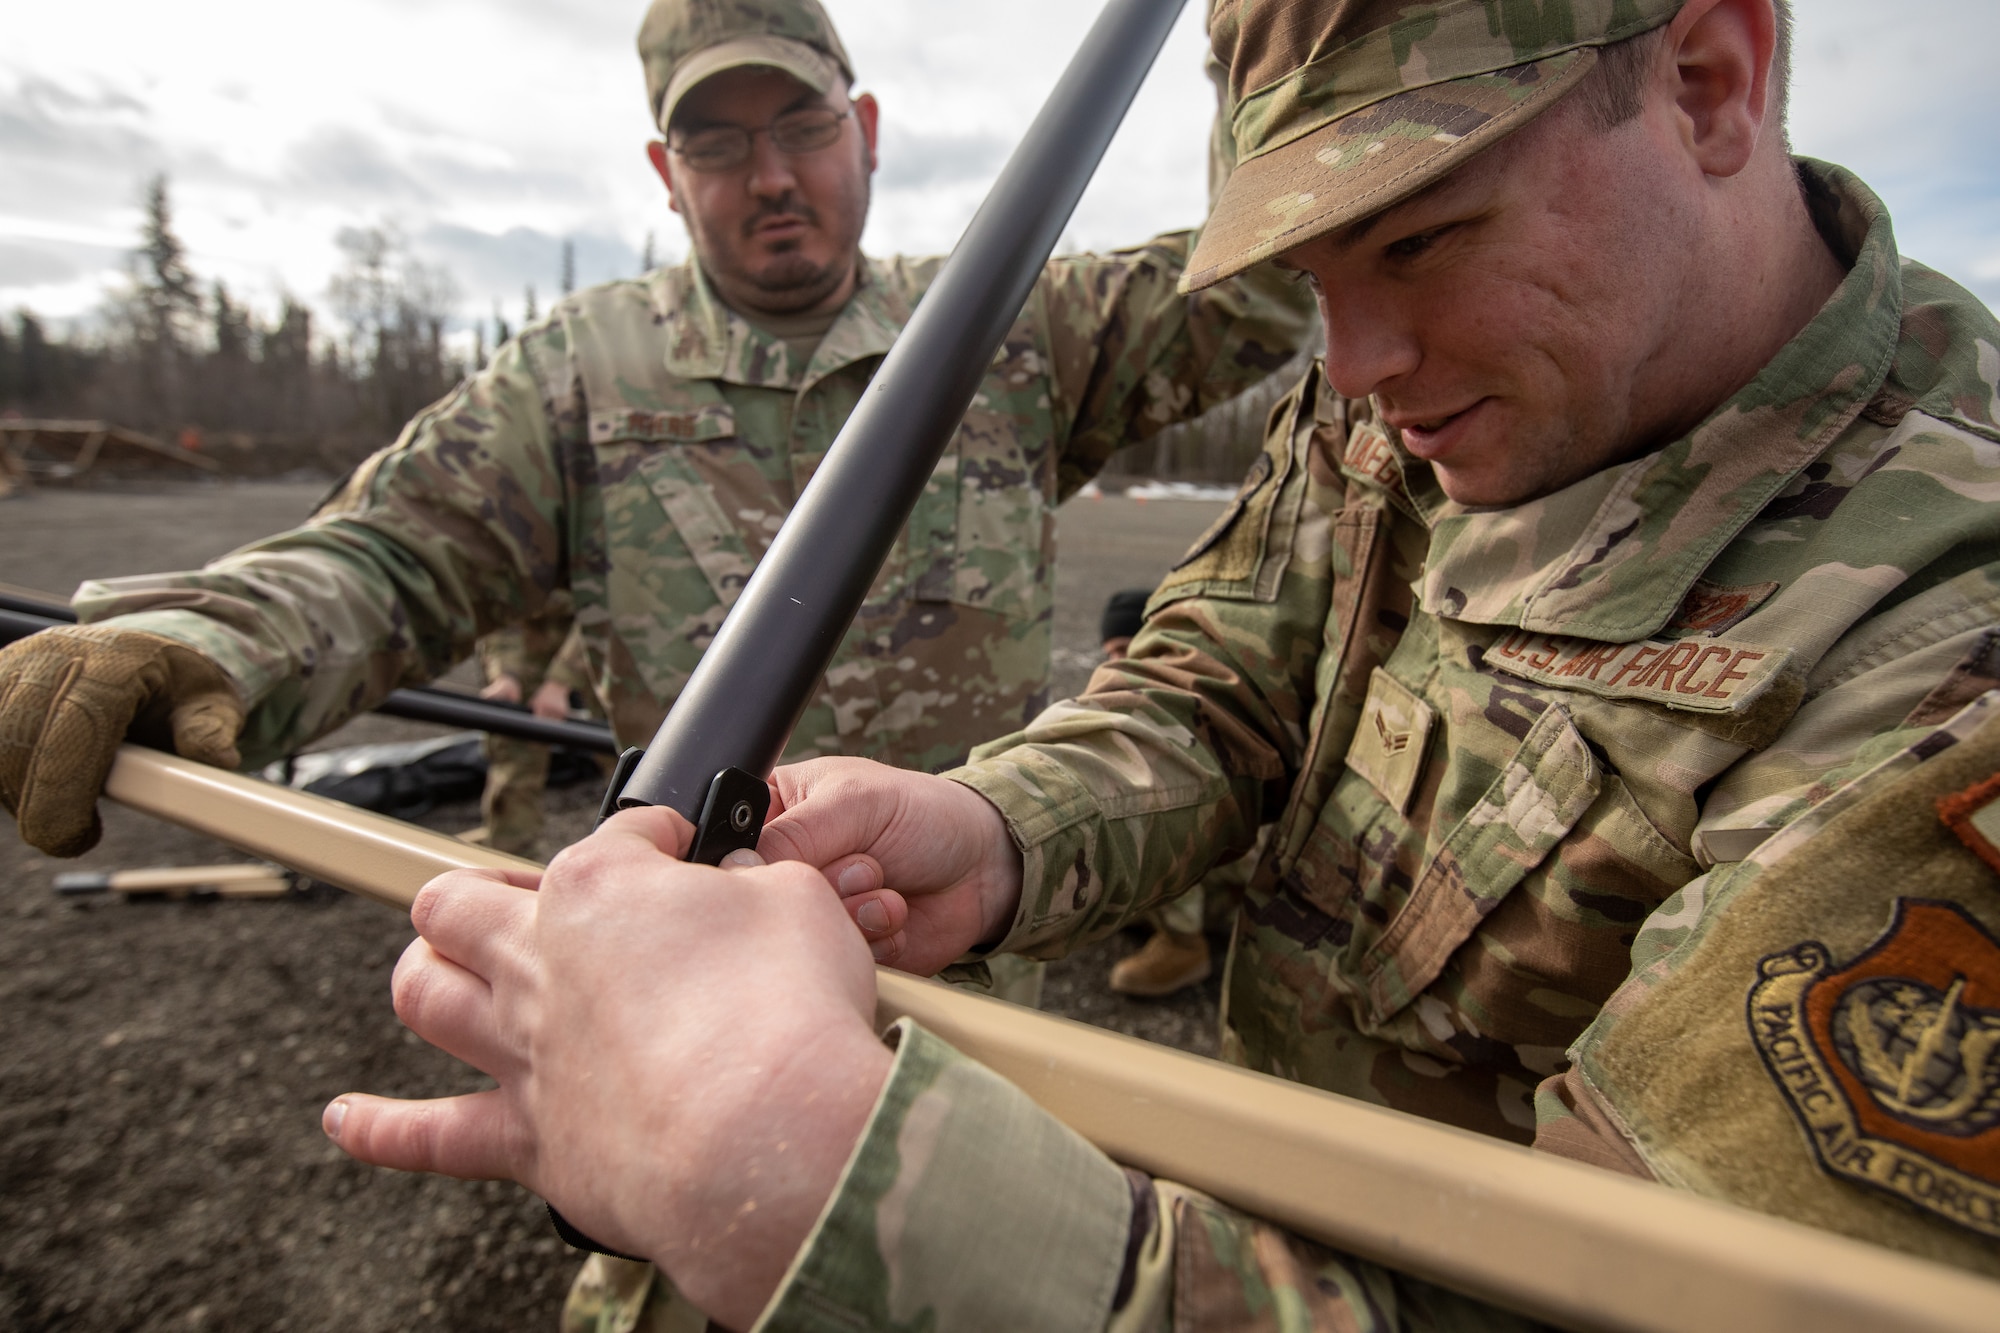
[1748,899,2000,1239]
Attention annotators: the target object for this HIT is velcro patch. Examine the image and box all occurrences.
[1486,629,1792,715]
[1748,900,2000,1240]
[1172,451,1272,572]
[1939,774,2000,876]
[1344,669,1435,814]
[1668,579,1780,635]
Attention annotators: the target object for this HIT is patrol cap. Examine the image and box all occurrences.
[637,0,857,134]
[1184,0,1685,291]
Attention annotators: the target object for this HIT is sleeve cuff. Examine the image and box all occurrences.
[753,1018,1135,1333]
[946,756,1105,955]
[78,607,270,701]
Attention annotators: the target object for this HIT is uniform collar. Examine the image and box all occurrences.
[1406,160,1903,642]
[658,255,908,390]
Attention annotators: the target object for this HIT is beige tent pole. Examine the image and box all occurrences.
[102,744,2000,1333]
[55,863,294,898]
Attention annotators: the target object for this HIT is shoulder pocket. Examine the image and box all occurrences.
[1150,381,1310,609]
[1359,703,1603,1023]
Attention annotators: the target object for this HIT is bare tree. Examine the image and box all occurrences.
[328,226,462,434]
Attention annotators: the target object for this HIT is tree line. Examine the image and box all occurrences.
[0,177,469,469]
[0,176,1290,483]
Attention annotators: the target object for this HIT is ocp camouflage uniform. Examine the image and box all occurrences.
[67,236,1309,1331]
[72,239,1311,778]
[739,165,2000,1329]
[475,610,600,858]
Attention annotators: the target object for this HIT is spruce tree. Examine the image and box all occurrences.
[132,174,201,426]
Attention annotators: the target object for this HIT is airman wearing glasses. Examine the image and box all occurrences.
[641,29,877,328]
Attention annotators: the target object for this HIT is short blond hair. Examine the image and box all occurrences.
[1577,0,1793,138]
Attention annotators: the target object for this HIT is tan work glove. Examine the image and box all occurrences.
[0,625,245,856]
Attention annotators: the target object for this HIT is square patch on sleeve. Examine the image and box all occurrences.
[1939,773,2000,876]
[1345,668,1436,815]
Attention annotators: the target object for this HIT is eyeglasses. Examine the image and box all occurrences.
[669,108,851,174]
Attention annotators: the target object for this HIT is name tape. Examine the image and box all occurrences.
[1486,628,1792,715]
[590,405,736,444]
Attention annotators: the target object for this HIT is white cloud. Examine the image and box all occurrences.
[1787,0,2000,306]
[0,0,1992,334]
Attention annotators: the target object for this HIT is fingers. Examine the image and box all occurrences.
[846,888,905,939]
[529,681,571,720]
[591,804,696,861]
[824,854,881,898]
[170,693,243,769]
[759,766,901,871]
[392,937,508,1075]
[11,663,124,857]
[323,1089,523,1181]
[814,854,907,960]
[408,869,537,985]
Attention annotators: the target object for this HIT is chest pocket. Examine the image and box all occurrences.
[897,415,1049,624]
[1358,702,1602,1024]
[592,404,761,612]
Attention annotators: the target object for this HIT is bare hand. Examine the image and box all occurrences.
[759,758,1025,975]
[528,678,573,720]
[479,673,524,705]
[320,808,893,1330]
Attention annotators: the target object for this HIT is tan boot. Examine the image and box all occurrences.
[1109,929,1211,997]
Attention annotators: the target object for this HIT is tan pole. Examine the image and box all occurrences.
[101,744,2000,1333]
[110,865,292,896]
[58,864,295,898]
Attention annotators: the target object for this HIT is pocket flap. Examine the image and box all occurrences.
[1360,703,1602,1022]
[637,453,755,610]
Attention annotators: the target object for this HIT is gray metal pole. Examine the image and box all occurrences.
[620,0,1190,821]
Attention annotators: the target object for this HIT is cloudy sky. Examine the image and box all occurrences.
[3,0,1995,345]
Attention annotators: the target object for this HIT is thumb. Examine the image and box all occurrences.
[170,693,244,769]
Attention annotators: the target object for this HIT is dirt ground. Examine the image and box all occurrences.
[0,479,1230,1332]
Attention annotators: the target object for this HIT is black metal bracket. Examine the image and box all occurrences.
[596,754,769,864]
[683,766,771,866]
[595,747,647,827]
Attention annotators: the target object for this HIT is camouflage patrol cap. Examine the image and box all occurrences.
[637,0,857,133]
[1184,0,1685,291]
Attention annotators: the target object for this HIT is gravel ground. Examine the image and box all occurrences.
[0,479,1229,1332]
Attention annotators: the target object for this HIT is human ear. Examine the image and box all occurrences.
[852,92,880,173]
[645,140,683,216]
[1664,0,1778,179]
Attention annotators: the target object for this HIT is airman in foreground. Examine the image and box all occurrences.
[184,0,2000,1325]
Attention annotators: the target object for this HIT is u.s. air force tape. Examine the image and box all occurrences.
[1485,628,1793,716]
